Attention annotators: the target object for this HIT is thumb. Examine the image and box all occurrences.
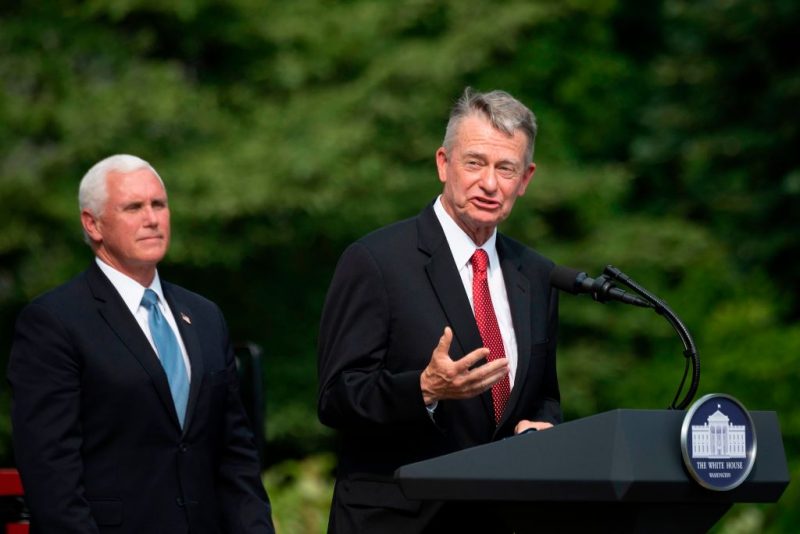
[436,326,453,356]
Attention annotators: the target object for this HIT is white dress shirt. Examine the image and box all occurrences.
[95,258,192,380]
[433,197,519,387]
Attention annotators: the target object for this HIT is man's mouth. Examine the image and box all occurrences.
[470,197,501,209]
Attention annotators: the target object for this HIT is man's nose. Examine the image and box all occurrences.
[480,168,499,191]
[143,205,159,225]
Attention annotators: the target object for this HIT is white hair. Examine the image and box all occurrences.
[78,154,164,243]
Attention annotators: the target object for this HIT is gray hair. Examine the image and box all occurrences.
[442,87,537,163]
[78,154,164,243]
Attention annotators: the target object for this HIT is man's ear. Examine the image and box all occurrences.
[435,147,449,185]
[81,209,102,244]
[517,162,536,196]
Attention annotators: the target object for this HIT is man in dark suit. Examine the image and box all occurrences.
[317,88,562,533]
[8,155,275,533]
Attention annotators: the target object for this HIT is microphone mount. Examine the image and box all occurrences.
[601,265,700,410]
[576,271,653,308]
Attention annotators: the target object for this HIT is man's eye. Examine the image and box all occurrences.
[498,166,518,177]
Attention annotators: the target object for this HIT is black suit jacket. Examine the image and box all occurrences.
[8,261,274,534]
[317,202,561,533]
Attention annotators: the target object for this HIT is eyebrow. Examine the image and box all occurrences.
[462,150,520,166]
[119,197,168,209]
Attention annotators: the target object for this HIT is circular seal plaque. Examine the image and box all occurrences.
[680,393,757,491]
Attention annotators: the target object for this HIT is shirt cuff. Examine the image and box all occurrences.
[425,400,438,420]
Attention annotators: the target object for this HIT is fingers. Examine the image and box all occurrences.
[457,347,508,379]
[514,420,554,434]
[423,326,511,402]
[457,346,491,369]
[480,359,510,383]
[515,420,532,434]
[436,329,502,374]
[454,352,508,396]
[475,360,510,391]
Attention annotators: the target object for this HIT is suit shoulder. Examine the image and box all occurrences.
[161,281,218,310]
[161,281,229,333]
[337,215,419,266]
[357,215,417,249]
[11,271,98,336]
[25,270,92,310]
[498,234,555,273]
[499,234,554,264]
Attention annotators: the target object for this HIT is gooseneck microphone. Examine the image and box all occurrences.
[549,265,652,308]
[550,263,700,410]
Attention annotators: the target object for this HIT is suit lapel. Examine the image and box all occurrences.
[87,263,180,428]
[417,204,495,421]
[495,236,532,430]
[163,284,205,435]
[418,205,483,358]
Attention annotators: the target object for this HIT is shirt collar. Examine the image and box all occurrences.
[433,196,499,271]
[95,257,165,313]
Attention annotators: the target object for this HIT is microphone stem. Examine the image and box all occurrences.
[603,265,700,410]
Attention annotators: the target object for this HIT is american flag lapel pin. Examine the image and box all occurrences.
[180,312,192,325]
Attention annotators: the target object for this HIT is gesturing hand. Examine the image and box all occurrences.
[420,327,509,405]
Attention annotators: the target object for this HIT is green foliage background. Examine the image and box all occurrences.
[1,0,797,531]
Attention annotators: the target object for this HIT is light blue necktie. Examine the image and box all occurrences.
[141,289,189,428]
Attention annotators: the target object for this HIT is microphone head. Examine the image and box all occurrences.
[550,265,585,294]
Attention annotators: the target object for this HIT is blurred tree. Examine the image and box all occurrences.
[631,0,800,317]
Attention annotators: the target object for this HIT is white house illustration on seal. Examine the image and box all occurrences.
[691,404,747,459]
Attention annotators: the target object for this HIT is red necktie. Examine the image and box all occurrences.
[471,249,511,424]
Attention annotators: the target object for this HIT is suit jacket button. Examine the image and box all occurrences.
[176,497,185,507]
[179,443,188,453]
